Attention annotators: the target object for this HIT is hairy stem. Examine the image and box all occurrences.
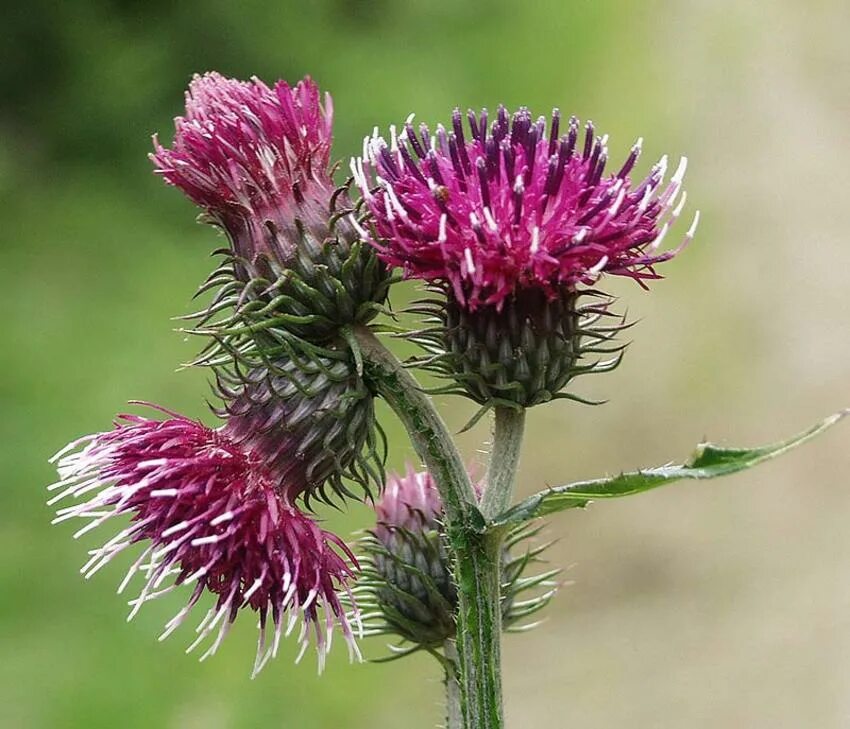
[444,640,464,729]
[353,325,504,729]
[452,531,505,728]
[352,325,476,518]
[481,407,526,520]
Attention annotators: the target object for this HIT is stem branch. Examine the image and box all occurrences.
[444,640,464,729]
[481,406,526,520]
[353,326,505,729]
[352,325,476,519]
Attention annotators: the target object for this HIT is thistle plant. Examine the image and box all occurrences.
[49,72,846,728]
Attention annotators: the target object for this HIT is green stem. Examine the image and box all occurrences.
[352,326,504,729]
[444,640,464,729]
[351,325,476,518]
[453,531,505,728]
[481,407,526,520]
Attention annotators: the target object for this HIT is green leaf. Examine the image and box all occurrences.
[491,410,848,527]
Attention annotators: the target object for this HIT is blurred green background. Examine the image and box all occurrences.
[2,1,849,727]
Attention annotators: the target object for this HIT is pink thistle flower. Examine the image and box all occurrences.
[352,107,699,311]
[359,465,457,647]
[49,405,360,674]
[151,72,334,263]
[374,464,443,536]
[358,466,554,648]
[152,72,390,344]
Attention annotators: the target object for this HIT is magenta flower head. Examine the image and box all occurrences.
[357,466,554,650]
[352,108,699,407]
[152,72,390,346]
[49,344,382,672]
[50,406,361,675]
[152,72,334,258]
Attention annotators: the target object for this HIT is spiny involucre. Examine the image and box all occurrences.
[357,466,558,650]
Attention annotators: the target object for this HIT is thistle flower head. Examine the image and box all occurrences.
[358,466,455,648]
[353,107,699,311]
[155,72,391,345]
[49,406,360,674]
[357,466,555,650]
[152,72,333,260]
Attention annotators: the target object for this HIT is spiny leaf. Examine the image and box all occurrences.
[491,410,849,527]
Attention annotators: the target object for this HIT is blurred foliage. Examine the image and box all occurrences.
[0,2,647,727]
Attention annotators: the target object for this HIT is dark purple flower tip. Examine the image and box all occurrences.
[352,107,699,311]
[151,72,335,260]
[49,405,360,675]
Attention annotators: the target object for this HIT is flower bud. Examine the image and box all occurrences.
[357,467,558,650]
[367,467,456,646]
[215,346,383,505]
[425,287,617,408]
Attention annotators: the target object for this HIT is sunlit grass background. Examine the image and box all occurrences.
[2,1,849,727]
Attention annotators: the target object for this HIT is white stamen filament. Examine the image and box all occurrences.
[162,520,191,538]
[150,488,178,497]
[607,186,626,219]
[483,207,498,232]
[159,603,193,642]
[672,190,688,219]
[191,534,220,547]
[137,458,167,469]
[671,156,688,186]
[243,576,265,602]
[183,566,208,584]
[438,214,447,244]
[686,210,701,238]
[589,255,609,275]
[650,222,670,251]
[385,183,409,220]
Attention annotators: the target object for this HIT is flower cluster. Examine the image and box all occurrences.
[52,75,695,679]
[353,107,698,311]
[52,73,387,674]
